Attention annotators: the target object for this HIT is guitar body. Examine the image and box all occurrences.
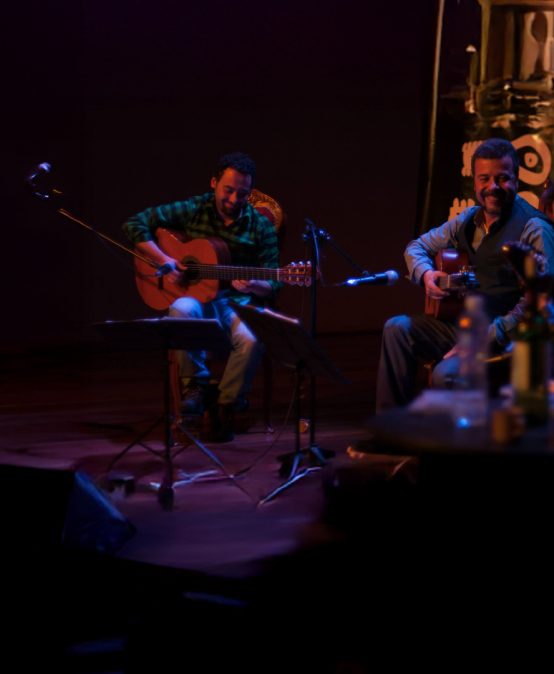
[135,230,232,309]
[425,249,472,322]
[134,228,313,310]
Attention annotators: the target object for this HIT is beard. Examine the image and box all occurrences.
[220,200,241,218]
[479,188,514,216]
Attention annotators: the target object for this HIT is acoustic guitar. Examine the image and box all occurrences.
[135,228,314,310]
[424,249,479,321]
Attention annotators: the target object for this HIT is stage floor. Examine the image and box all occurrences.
[2,332,394,672]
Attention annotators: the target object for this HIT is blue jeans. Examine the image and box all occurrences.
[376,313,458,411]
[168,295,262,405]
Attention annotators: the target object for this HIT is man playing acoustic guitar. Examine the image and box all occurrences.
[376,137,554,411]
[123,152,281,441]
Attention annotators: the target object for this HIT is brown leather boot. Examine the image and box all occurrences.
[181,384,206,415]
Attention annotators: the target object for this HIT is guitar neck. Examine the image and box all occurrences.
[186,264,284,281]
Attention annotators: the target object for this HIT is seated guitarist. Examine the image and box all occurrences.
[376,137,554,411]
[122,152,281,441]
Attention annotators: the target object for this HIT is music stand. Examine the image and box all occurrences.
[233,304,347,503]
[95,317,244,510]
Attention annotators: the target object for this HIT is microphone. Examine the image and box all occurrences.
[26,162,52,186]
[25,162,63,203]
[344,270,399,287]
[303,217,331,242]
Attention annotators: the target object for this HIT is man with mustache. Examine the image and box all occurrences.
[123,152,280,441]
[376,137,554,411]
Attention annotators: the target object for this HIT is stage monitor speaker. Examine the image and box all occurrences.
[0,462,135,556]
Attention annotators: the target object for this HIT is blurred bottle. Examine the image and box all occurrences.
[452,294,490,428]
[510,254,552,426]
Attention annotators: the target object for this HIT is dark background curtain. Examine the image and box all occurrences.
[3,0,455,349]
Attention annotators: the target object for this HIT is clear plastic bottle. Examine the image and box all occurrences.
[452,294,490,428]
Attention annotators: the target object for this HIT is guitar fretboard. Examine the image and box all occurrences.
[183,264,305,281]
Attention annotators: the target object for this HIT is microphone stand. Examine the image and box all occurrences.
[305,220,370,280]
[301,220,330,465]
[300,218,375,464]
[27,182,156,271]
[300,218,370,465]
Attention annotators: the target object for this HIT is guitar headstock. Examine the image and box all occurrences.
[281,261,316,286]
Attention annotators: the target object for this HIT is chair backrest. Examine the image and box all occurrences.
[248,188,285,233]
[247,188,285,431]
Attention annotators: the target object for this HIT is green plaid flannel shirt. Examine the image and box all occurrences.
[123,192,282,302]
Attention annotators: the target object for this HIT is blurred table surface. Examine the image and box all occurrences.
[367,407,554,459]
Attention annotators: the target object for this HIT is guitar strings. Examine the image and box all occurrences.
[181,263,311,283]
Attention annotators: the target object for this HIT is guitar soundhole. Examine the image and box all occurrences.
[178,257,199,285]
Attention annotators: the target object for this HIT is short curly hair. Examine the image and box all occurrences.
[214,152,256,186]
[471,138,519,177]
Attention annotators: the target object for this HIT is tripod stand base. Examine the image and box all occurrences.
[277,445,335,478]
[259,466,322,505]
[148,469,220,492]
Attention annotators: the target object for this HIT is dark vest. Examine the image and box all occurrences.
[456,196,551,319]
